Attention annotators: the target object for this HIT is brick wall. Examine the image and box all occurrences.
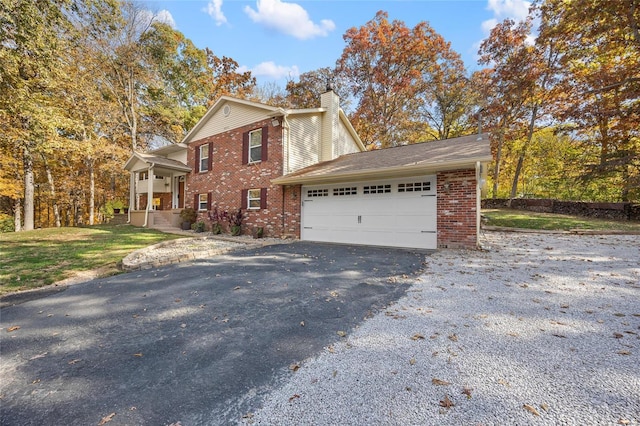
[139,192,172,211]
[185,119,301,238]
[437,169,478,249]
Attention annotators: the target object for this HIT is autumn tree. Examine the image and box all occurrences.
[537,0,640,201]
[337,11,471,148]
[284,67,352,110]
[0,0,80,230]
[477,17,559,199]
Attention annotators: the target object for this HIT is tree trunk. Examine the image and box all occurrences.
[89,159,95,225]
[14,198,22,232]
[43,155,61,227]
[23,147,35,231]
[492,131,504,198]
[509,103,539,200]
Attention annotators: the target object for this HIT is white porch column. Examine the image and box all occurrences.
[127,171,135,223]
[143,164,154,227]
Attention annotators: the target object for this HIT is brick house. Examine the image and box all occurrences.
[124,89,491,249]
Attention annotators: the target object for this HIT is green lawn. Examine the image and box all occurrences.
[0,225,180,295]
[483,208,640,232]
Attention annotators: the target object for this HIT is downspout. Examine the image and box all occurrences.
[281,111,291,236]
[143,163,154,228]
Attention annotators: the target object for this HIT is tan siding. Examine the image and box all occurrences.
[190,102,271,142]
[334,122,361,157]
[167,150,187,164]
[287,115,321,173]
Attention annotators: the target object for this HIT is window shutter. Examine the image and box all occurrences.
[195,145,201,172]
[242,132,249,165]
[261,126,268,162]
[241,189,248,209]
[260,188,267,210]
[207,192,212,210]
[193,193,199,210]
[207,142,213,171]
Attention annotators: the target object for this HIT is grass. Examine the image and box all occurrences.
[0,225,180,295]
[483,208,640,232]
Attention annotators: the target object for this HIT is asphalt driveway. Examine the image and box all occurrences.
[0,242,425,425]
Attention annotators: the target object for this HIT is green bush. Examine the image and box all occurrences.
[0,214,14,233]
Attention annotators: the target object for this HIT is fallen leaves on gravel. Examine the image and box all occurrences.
[7,326,20,332]
[133,353,143,357]
[336,330,347,337]
[68,359,81,365]
[289,363,300,372]
[617,350,631,355]
[431,378,450,386]
[98,412,116,425]
[523,404,540,416]
[448,333,458,342]
[439,395,455,408]
[410,333,425,340]
[461,387,473,399]
[288,394,300,402]
[409,357,416,365]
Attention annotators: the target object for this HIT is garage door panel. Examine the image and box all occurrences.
[301,176,437,249]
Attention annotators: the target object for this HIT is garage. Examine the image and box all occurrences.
[301,176,437,249]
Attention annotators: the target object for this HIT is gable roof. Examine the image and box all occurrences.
[272,133,492,185]
[181,96,283,144]
[124,152,191,173]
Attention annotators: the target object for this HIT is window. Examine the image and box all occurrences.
[363,184,391,194]
[249,129,262,163]
[139,171,148,181]
[198,193,208,211]
[247,189,261,210]
[199,144,209,172]
[242,188,266,210]
[398,181,431,193]
[333,187,357,196]
[306,189,329,197]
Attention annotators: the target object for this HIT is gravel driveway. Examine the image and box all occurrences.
[246,231,640,425]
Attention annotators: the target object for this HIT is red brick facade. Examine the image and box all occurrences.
[437,169,478,249]
[185,119,301,238]
[139,192,172,211]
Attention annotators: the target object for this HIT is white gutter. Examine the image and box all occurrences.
[272,157,493,186]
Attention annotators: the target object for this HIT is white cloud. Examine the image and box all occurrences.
[204,0,227,26]
[481,0,531,34]
[155,10,177,29]
[239,61,300,80]
[244,0,335,40]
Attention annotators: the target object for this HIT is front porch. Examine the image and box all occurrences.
[124,147,191,229]
[128,209,184,230]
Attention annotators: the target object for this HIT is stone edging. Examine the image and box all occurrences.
[120,236,290,271]
[482,225,640,235]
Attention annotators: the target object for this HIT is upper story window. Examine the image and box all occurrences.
[249,129,262,163]
[199,144,209,172]
[139,171,148,181]
[243,126,268,165]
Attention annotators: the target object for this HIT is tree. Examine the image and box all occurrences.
[284,67,352,110]
[537,0,640,201]
[337,11,470,148]
[0,0,78,230]
[477,18,558,199]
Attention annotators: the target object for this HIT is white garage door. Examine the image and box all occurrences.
[301,176,437,249]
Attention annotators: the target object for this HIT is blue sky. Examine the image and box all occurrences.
[146,0,531,85]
